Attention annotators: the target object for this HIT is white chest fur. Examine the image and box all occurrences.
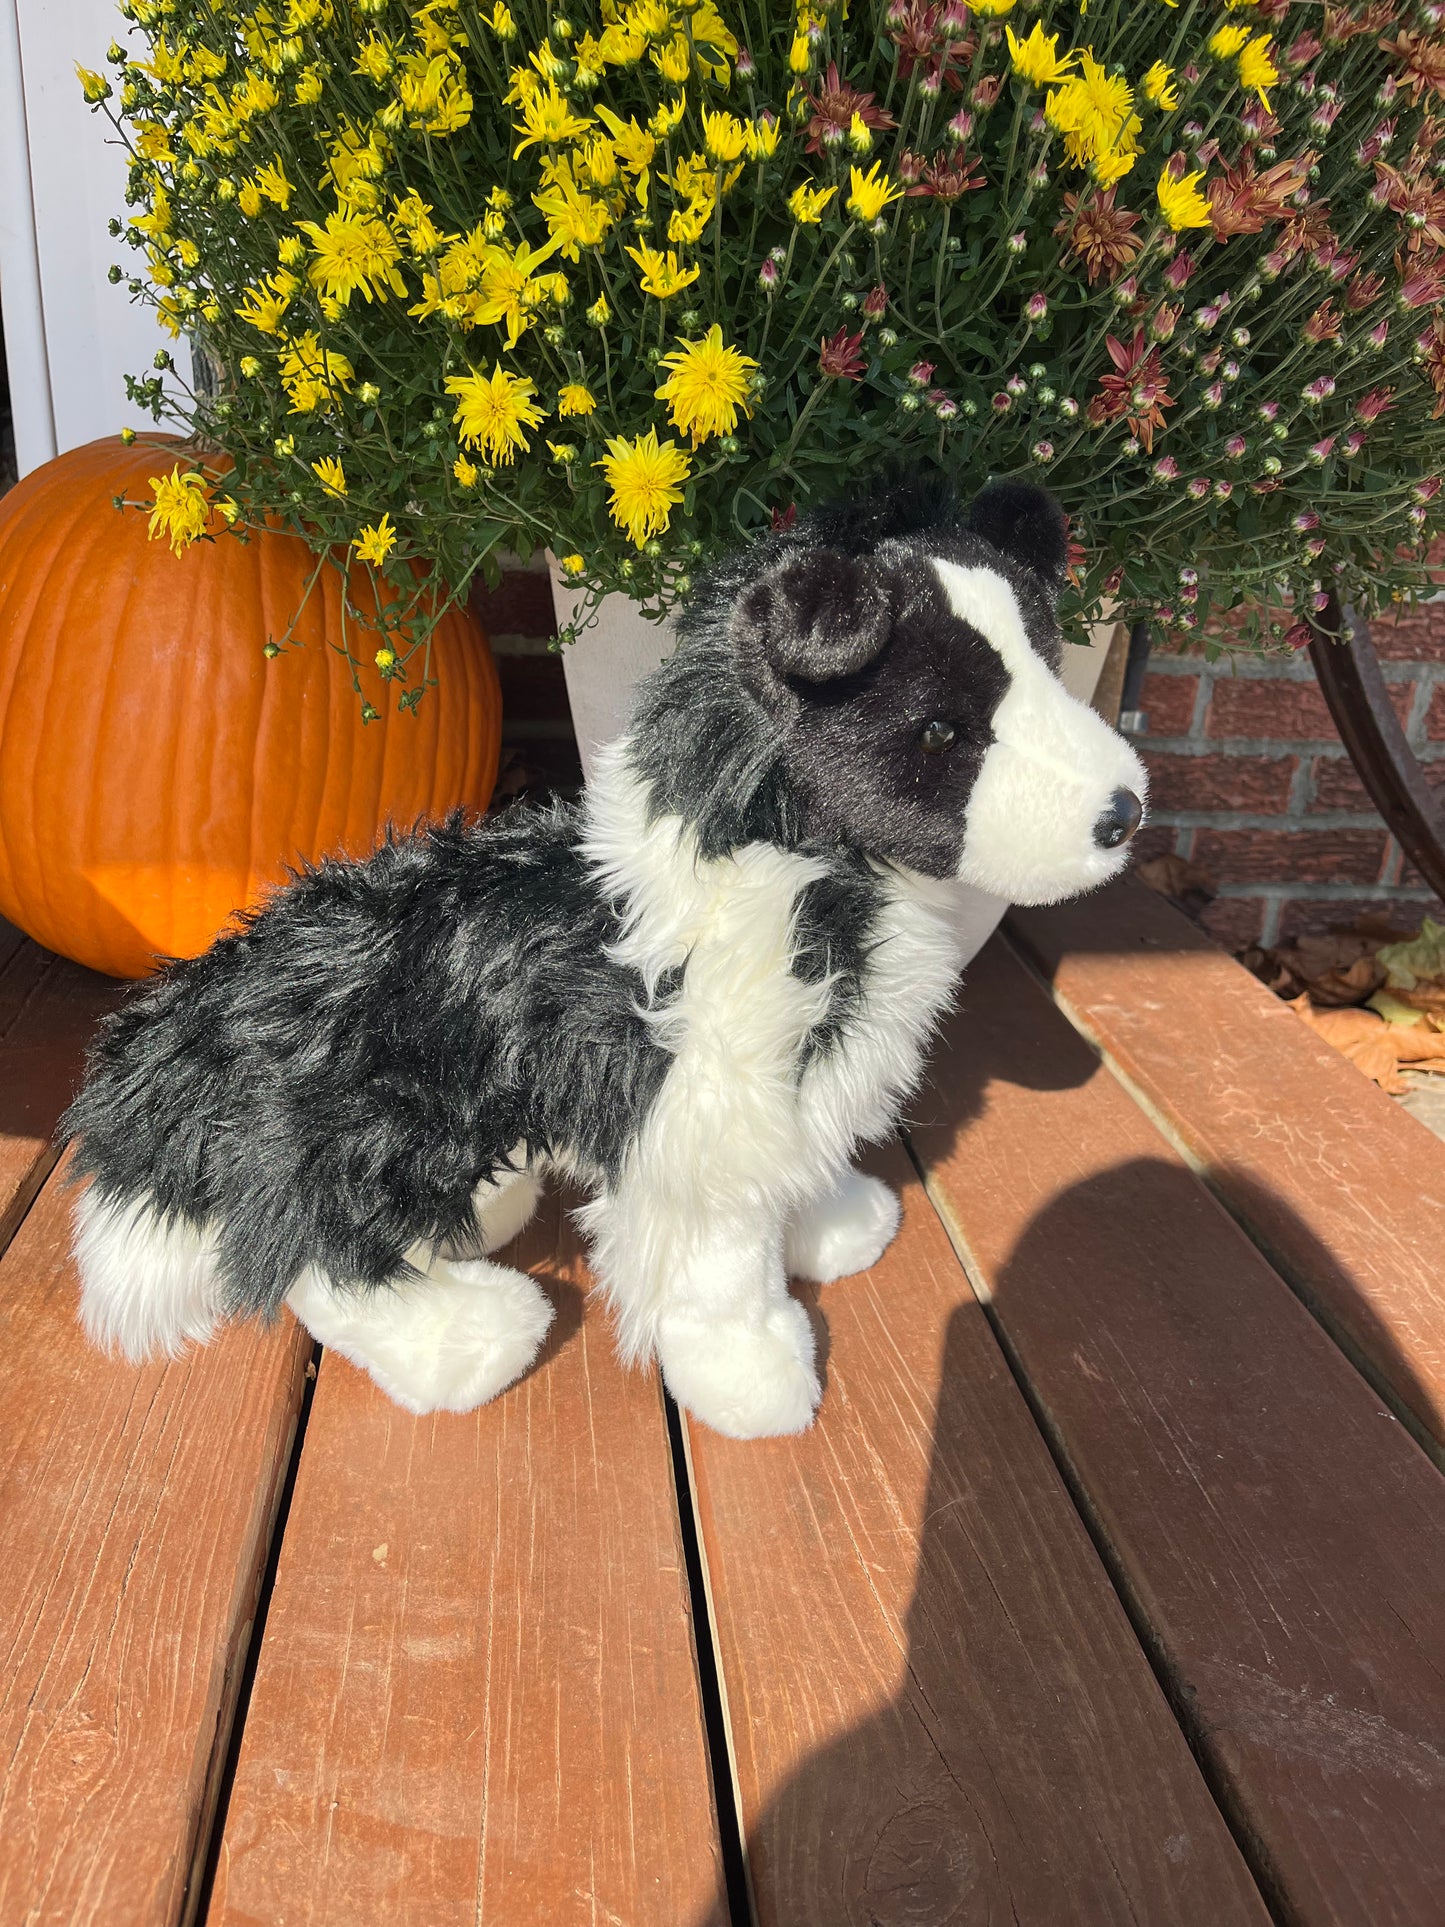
[582,748,990,1208]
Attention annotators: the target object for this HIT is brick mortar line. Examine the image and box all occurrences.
[1149,811,1398,831]
[1145,656,1445,684]
[1209,880,1442,901]
[1139,735,1445,758]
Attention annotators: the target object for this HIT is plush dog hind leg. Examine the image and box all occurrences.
[784,1167,902,1284]
[286,1245,554,1415]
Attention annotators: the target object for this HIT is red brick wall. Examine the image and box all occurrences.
[1132,604,1445,948]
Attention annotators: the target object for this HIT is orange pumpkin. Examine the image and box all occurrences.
[0,437,501,978]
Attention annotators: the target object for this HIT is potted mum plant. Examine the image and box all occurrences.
[81,0,1445,768]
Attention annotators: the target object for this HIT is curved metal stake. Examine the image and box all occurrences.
[1307,596,1445,905]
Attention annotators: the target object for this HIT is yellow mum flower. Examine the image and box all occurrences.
[297,210,407,306]
[355,513,397,567]
[1143,61,1178,110]
[1156,165,1212,231]
[446,364,546,463]
[453,454,479,487]
[239,355,262,377]
[255,158,295,209]
[486,4,517,38]
[280,332,355,413]
[312,456,347,496]
[1046,54,1135,169]
[75,64,111,103]
[1006,23,1076,88]
[1237,34,1279,108]
[655,325,759,446]
[789,180,837,225]
[595,105,656,176]
[558,383,597,416]
[560,553,586,576]
[971,0,1016,14]
[788,30,811,72]
[513,84,593,155]
[745,116,780,160]
[597,428,690,549]
[533,168,614,260]
[294,69,323,104]
[653,33,692,84]
[668,194,715,245]
[354,35,395,82]
[1092,142,1140,188]
[235,274,294,334]
[702,107,747,162]
[1208,23,1251,59]
[238,180,264,218]
[147,467,212,556]
[278,234,306,265]
[846,162,904,224]
[625,243,701,299]
[648,95,686,139]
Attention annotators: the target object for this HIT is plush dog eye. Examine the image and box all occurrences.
[919,719,957,753]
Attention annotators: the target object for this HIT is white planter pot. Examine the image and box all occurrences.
[547,567,1119,973]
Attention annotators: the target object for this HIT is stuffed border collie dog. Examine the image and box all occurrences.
[66,477,1145,1440]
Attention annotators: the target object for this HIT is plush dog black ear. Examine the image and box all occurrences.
[733,550,892,682]
[966,482,1068,599]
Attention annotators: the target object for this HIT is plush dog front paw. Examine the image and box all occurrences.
[657,1296,821,1439]
[785,1171,901,1283]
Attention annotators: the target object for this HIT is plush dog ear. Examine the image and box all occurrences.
[733,550,892,682]
[966,482,1068,599]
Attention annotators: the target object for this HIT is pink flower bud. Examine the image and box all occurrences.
[1026,291,1048,322]
[1153,456,1180,482]
[1187,477,1210,499]
[909,360,935,385]
[1164,253,1197,292]
[1225,435,1247,458]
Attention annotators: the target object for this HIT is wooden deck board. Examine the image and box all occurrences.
[209,1197,729,1927]
[685,1141,1269,1927]
[1009,880,1445,1457]
[912,936,1445,1927]
[0,1159,310,1927]
[0,937,119,1249]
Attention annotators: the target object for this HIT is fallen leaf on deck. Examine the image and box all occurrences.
[1136,854,1217,917]
[1243,920,1413,1006]
[1376,917,1445,993]
[1290,995,1445,1094]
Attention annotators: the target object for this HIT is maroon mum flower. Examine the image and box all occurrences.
[819,327,866,380]
[803,63,896,155]
[1087,329,1175,453]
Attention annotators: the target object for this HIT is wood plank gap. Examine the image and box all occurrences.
[666,1393,757,1927]
[902,1126,1292,1927]
[188,1342,322,1927]
[1000,924,1445,1471]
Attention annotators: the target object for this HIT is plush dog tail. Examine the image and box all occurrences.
[63,958,233,1362]
[72,1183,222,1361]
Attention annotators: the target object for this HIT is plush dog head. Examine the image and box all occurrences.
[719,477,1147,904]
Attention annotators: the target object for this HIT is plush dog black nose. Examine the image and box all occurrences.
[1093,788,1144,849]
